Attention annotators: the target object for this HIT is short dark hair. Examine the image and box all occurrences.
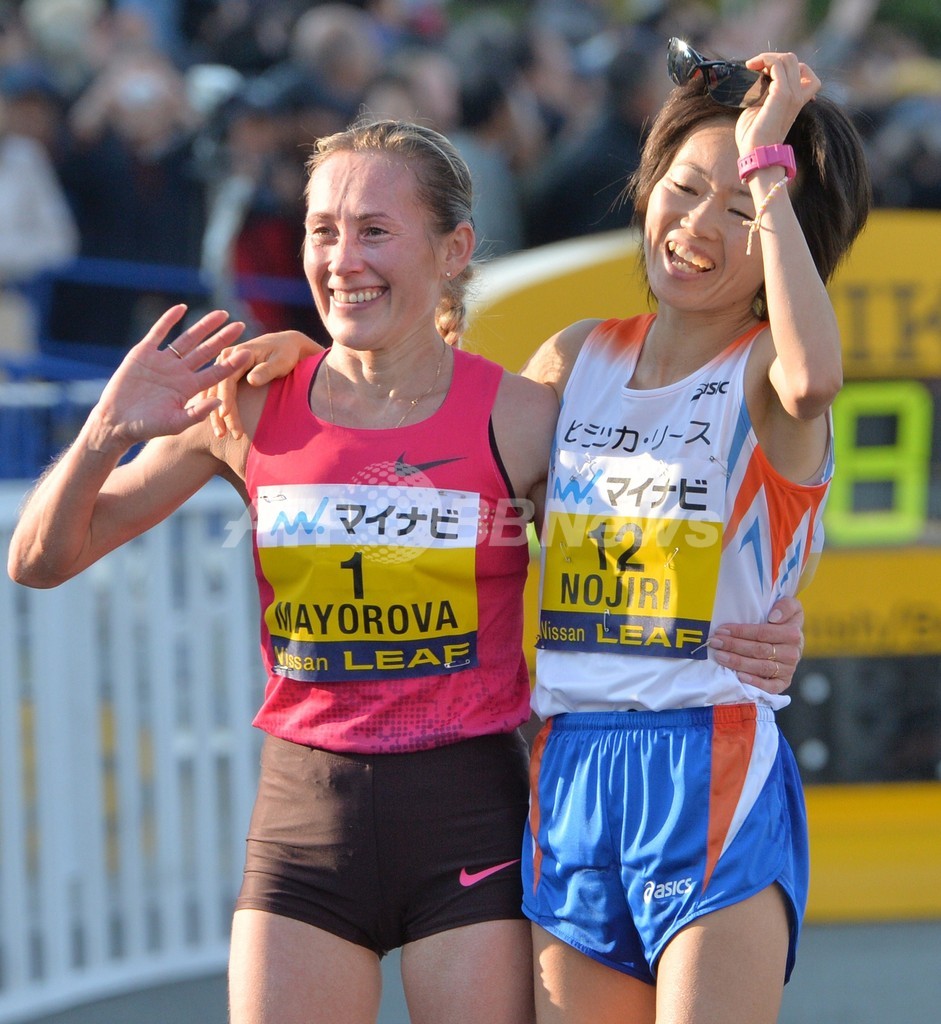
[626,80,872,316]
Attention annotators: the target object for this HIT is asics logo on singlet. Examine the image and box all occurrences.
[691,380,730,401]
[643,877,694,903]
[394,453,465,477]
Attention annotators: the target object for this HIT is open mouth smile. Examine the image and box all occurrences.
[667,240,715,273]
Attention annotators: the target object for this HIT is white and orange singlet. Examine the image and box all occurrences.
[533,314,832,716]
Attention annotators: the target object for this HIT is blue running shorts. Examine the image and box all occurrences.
[522,704,808,984]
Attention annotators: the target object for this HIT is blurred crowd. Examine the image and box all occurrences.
[0,0,939,364]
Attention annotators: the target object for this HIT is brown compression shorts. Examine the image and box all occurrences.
[235,730,530,955]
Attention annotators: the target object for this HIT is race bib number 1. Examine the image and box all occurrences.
[255,483,481,681]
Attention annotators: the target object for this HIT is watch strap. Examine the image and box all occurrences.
[737,144,796,182]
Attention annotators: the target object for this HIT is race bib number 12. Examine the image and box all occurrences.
[538,453,723,659]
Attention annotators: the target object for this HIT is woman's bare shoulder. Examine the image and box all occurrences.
[491,369,558,499]
[519,319,601,399]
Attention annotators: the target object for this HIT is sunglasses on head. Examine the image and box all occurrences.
[667,37,770,109]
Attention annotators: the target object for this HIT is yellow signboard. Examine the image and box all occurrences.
[830,210,941,379]
[806,782,941,922]
[801,548,941,657]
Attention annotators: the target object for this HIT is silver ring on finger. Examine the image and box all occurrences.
[167,343,184,359]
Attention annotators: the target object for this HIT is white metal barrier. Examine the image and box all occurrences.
[0,481,262,1023]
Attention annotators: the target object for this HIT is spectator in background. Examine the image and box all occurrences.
[285,3,384,112]
[374,45,461,133]
[0,58,70,164]
[450,62,527,258]
[839,23,941,209]
[0,87,77,280]
[360,66,425,123]
[183,0,302,76]
[0,82,77,361]
[17,0,105,101]
[199,68,344,344]
[445,11,550,258]
[358,0,450,53]
[866,91,941,209]
[515,16,585,145]
[530,0,610,47]
[111,0,183,60]
[49,50,207,350]
[200,72,296,335]
[522,37,663,248]
[446,10,549,176]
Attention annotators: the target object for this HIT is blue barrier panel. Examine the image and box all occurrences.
[0,258,314,383]
[0,381,104,479]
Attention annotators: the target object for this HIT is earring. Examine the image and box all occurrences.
[445,271,452,278]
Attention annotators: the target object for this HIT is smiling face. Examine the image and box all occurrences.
[643,121,766,322]
[303,149,453,355]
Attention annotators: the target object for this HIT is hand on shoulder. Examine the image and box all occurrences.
[207,330,324,439]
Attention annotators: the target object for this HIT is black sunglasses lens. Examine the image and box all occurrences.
[667,38,698,85]
[707,66,768,108]
[666,37,769,109]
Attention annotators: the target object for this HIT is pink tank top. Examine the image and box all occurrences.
[245,347,531,752]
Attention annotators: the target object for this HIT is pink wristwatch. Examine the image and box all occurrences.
[737,144,797,183]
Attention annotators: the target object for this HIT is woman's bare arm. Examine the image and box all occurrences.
[8,306,250,587]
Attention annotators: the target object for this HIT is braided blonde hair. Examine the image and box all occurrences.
[306,118,476,346]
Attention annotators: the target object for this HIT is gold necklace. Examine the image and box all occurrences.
[324,342,447,428]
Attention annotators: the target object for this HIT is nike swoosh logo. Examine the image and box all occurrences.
[395,453,465,477]
[458,859,521,887]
